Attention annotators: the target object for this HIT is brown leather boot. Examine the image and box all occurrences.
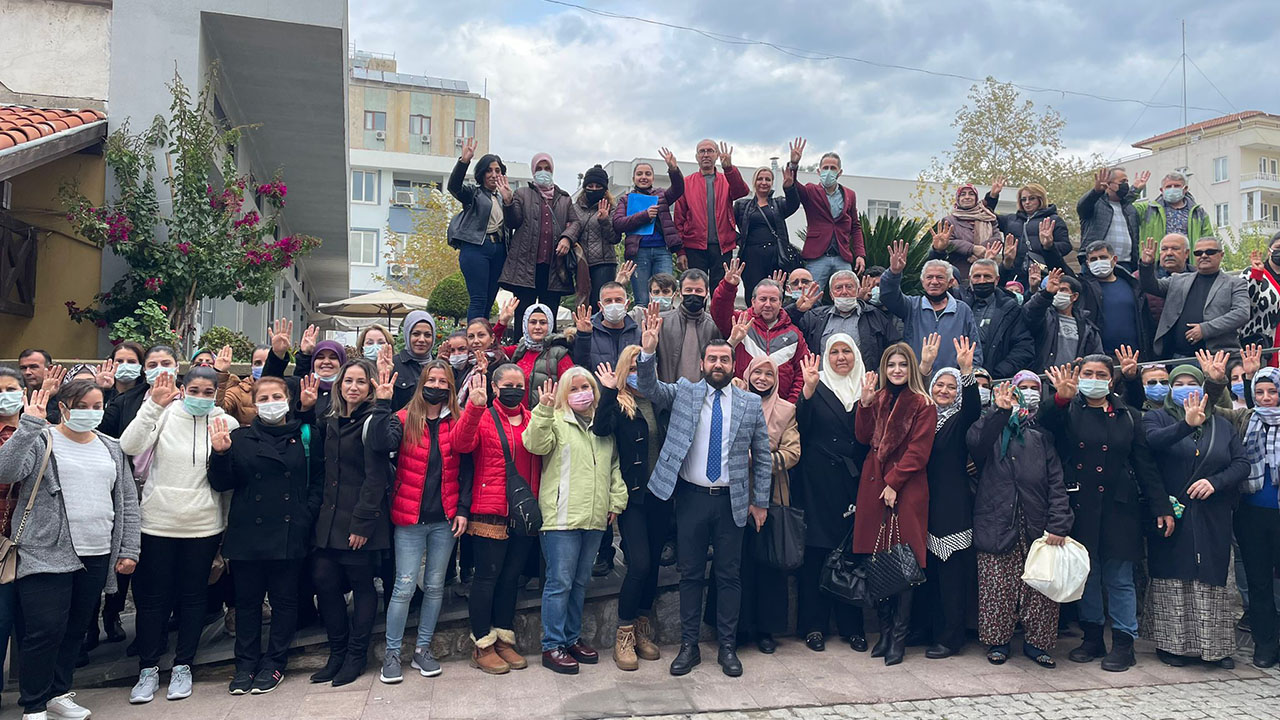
[469,631,510,675]
[614,625,639,671]
[493,628,528,670]
[634,616,661,661]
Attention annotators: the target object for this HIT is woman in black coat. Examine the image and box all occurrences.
[733,165,801,303]
[917,338,981,660]
[794,334,867,652]
[1142,364,1248,668]
[1041,357,1170,673]
[208,375,324,694]
[309,359,394,687]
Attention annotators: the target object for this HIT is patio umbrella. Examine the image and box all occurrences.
[316,288,430,329]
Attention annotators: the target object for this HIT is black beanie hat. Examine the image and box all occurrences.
[583,164,609,188]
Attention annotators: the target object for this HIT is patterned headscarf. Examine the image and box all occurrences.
[931,367,963,431]
[1000,387,1032,458]
[1244,367,1280,490]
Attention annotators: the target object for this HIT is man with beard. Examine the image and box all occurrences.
[878,240,983,371]
[636,312,771,679]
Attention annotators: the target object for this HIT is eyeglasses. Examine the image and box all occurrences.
[1145,379,1170,386]
[1018,196,1038,203]
[1192,248,1221,257]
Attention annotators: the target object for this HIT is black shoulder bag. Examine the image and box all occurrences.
[754,202,801,272]
[489,407,542,535]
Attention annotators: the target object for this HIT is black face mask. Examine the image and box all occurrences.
[749,383,771,397]
[971,281,996,298]
[421,386,450,405]
[682,294,706,313]
[497,387,525,408]
[1113,181,1129,198]
[585,189,606,205]
[1269,249,1280,268]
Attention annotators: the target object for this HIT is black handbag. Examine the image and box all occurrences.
[755,471,806,570]
[819,526,870,607]
[751,201,801,272]
[490,408,542,535]
[862,508,925,602]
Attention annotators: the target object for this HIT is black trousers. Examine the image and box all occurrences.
[588,263,617,309]
[730,528,789,637]
[675,484,743,646]
[134,533,222,669]
[617,492,672,623]
[510,264,564,341]
[686,246,729,291]
[18,554,110,713]
[740,241,781,308]
[919,546,973,651]
[797,545,864,637]
[231,558,302,673]
[312,551,379,661]
[468,533,535,638]
[1236,503,1280,655]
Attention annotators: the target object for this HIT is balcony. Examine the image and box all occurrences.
[1244,219,1280,235]
[1241,172,1280,191]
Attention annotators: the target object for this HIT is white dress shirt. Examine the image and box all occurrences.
[681,385,732,487]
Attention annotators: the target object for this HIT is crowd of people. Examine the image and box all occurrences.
[4,136,1280,720]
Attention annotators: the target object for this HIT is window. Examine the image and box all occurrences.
[1213,156,1228,183]
[1215,203,1230,227]
[409,114,430,135]
[349,230,378,266]
[867,199,900,220]
[351,170,378,203]
[454,119,475,139]
[1263,157,1279,177]
[363,111,386,131]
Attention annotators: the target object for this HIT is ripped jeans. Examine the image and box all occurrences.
[384,521,457,653]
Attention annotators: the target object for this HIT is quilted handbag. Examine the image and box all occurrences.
[862,509,925,602]
[819,527,871,607]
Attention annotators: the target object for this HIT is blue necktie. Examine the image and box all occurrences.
[706,389,723,482]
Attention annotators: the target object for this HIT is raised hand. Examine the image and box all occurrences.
[888,239,908,274]
[971,244,989,260]
[1244,343,1264,375]
[1045,267,1064,294]
[461,136,477,164]
[41,365,66,394]
[1133,170,1150,191]
[1183,388,1207,427]
[214,345,233,373]
[1253,249,1265,273]
[788,137,806,165]
[574,304,593,334]
[954,336,975,375]
[1038,218,1055,249]
[474,351,489,378]
[993,382,1015,410]
[769,269,789,286]
[615,261,636,286]
[783,164,796,188]
[377,343,394,377]
[722,257,745,286]
[718,141,734,169]
[1195,349,1228,383]
[596,362,617,390]
[1028,263,1043,291]
[858,275,875,301]
[375,366,397,401]
[95,359,117,389]
[641,311,663,354]
[597,198,610,220]
[1115,345,1140,379]
[209,416,232,452]
[1002,234,1018,265]
[538,379,557,407]
[919,333,941,372]
[1046,363,1079,400]
[989,175,1005,196]
[659,147,678,171]
[1140,237,1156,265]
[800,352,821,399]
[300,324,318,355]
[299,374,319,410]
[270,317,293,357]
[23,388,48,421]
[644,299,662,325]
[1094,167,1110,192]
[931,220,953,252]
[150,371,178,407]
[495,175,513,204]
[468,373,487,407]
[728,311,752,347]
[861,371,878,406]
[497,297,520,327]
[796,282,823,312]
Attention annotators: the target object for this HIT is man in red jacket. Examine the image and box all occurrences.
[673,139,749,290]
[710,258,809,402]
[786,138,866,292]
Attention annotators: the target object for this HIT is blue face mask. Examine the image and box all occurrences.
[64,408,104,433]
[362,343,384,361]
[1144,383,1170,403]
[869,286,881,305]
[115,363,142,381]
[0,390,22,416]
[251,365,264,380]
[819,169,838,188]
[625,373,638,390]
[1169,385,1200,407]
[533,170,554,188]
[1231,381,1246,399]
[183,395,216,417]
[145,365,177,384]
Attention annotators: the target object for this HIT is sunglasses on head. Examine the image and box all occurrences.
[1193,248,1221,257]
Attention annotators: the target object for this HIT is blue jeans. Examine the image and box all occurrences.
[631,245,674,305]
[459,236,506,321]
[540,529,603,651]
[805,254,851,294]
[1077,558,1138,636]
[385,522,456,652]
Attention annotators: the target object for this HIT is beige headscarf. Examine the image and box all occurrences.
[819,333,865,412]
[744,355,794,447]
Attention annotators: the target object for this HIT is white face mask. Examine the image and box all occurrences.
[833,296,858,313]
[0,390,22,416]
[978,386,992,406]
[256,400,289,423]
[1020,388,1041,411]
[1087,259,1113,277]
[1052,291,1072,310]
[601,303,628,323]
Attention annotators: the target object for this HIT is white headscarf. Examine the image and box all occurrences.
[520,303,554,352]
[818,333,864,412]
[931,367,963,430]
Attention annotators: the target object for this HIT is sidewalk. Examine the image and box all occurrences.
[6,635,1264,719]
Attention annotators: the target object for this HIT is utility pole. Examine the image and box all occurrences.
[1181,20,1189,174]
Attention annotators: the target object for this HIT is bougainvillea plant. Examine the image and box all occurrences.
[61,68,319,344]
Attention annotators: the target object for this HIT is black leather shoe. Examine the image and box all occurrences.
[1156,649,1189,667]
[846,635,868,652]
[805,632,826,652]
[104,615,127,643]
[1213,656,1235,670]
[925,644,957,659]
[756,634,776,654]
[1253,649,1279,669]
[717,644,743,677]
[669,643,701,676]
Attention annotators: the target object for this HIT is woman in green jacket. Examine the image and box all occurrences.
[524,366,627,674]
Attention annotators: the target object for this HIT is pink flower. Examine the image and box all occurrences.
[177,242,192,255]
[234,210,260,229]
[144,277,162,292]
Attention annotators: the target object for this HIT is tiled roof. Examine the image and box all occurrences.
[0,106,106,151]
[1134,111,1280,148]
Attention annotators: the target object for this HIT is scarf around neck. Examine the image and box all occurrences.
[931,367,963,431]
[1244,368,1280,490]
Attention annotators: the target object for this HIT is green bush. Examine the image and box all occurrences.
[108,299,182,348]
[859,213,932,295]
[428,272,468,320]
[197,326,256,361]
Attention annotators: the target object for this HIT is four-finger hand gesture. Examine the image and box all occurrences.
[1133,170,1150,191]
[800,352,821,398]
[1244,343,1264,375]
[931,220,952,252]
[270,317,294,357]
[989,175,1005,196]
[596,362,617,390]
[41,365,66,394]
[538,379,557,406]
[797,282,822,312]
[641,311,662,354]
[95,359,117,389]
[788,137,806,165]
[993,382,1015,410]
[150,371,178,407]
[718,141,734,169]
[210,416,232,452]
[615,261,636,286]
[574,304,593,333]
[1047,363,1079,400]
[597,198,610,220]
[468,373,487,407]
[461,137,478,163]
[659,147,678,171]
[1044,267,1064,294]
[300,324,319,355]
[214,345,233,373]
[1183,387,1207,427]
[888,239,909,274]
[23,388,48,421]
[920,333,941,371]
[723,257,745,286]
[1038,218,1055,249]
[299,374,319,410]
[498,297,519,327]
[1116,345,1140,379]
[375,367,398,401]
[1094,167,1110,192]
[954,336,974,375]
[861,371,878,406]
[728,311,752,347]
[1140,237,1156,265]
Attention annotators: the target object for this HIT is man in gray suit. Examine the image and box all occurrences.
[1139,234,1250,358]
[636,311,771,678]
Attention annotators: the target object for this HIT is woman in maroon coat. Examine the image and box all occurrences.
[853,342,936,667]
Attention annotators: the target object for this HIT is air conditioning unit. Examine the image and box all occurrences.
[389,263,407,278]
[374,130,386,141]
[419,135,430,144]
[454,137,464,147]
[392,189,415,206]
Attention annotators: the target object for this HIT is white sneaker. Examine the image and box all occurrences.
[129,667,159,704]
[45,693,91,719]
[166,664,193,700]
[22,711,48,720]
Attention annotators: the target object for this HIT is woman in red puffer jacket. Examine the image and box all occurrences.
[367,359,470,681]
[452,363,541,674]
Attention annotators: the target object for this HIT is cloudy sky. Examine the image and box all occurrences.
[350,0,1276,180]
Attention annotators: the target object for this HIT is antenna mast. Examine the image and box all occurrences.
[1181,20,1189,172]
